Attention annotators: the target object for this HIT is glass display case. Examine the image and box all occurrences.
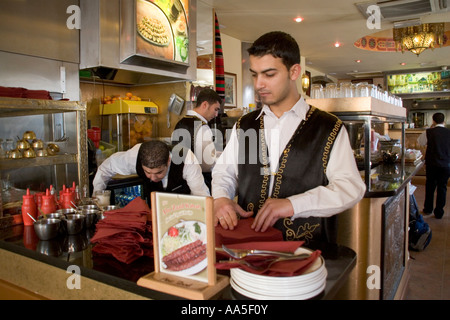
[0,97,88,216]
[306,97,407,196]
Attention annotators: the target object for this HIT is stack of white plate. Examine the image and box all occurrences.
[230,248,327,300]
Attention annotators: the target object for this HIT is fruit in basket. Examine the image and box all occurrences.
[102,93,142,104]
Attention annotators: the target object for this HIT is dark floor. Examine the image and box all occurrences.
[404,178,450,300]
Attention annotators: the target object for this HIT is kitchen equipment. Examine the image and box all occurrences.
[56,208,77,215]
[101,205,119,211]
[34,218,61,241]
[167,93,185,128]
[23,131,36,141]
[23,148,36,158]
[31,139,44,150]
[36,148,48,157]
[78,209,100,228]
[99,100,158,151]
[62,214,85,235]
[93,190,111,206]
[17,139,30,151]
[8,148,22,159]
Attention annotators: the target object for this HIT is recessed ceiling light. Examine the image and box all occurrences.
[334,42,341,48]
[400,62,406,66]
[355,59,361,63]
[294,17,303,23]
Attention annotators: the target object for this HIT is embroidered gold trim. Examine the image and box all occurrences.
[258,115,270,210]
[247,203,254,212]
[271,107,315,199]
[283,218,320,242]
[322,117,342,174]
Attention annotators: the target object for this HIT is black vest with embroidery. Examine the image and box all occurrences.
[236,106,342,243]
[172,115,207,153]
[135,146,191,207]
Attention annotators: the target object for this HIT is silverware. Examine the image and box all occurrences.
[221,244,301,259]
[219,255,311,271]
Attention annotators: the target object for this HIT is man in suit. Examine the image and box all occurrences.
[418,112,450,219]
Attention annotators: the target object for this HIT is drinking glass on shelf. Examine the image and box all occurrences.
[340,82,353,97]
[311,84,324,99]
[325,83,337,98]
[93,190,111,206]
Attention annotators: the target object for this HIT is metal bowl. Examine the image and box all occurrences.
[32,139,45,150]
[23,131,36,141]
[56,208,77,215]
[43,212,66,220]
[9,149,22,159]
[78,204,99,211]
[36,148,48,157]
[101,205,119,211]
[62,214,85,235]
[17,139,31,151]
[34,218,61,241]
[78,209,100,228]
[23,148,36,158]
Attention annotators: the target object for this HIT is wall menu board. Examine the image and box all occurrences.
[387,70,450,94]
[121,0,190,67]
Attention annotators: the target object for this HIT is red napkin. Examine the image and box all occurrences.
[91,197,153,264]
[215,217,284,247]
[215,241,322,277]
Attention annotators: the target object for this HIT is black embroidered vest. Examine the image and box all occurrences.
[172,115,207,153]
[135,146,191,207]
[236,106,342,243]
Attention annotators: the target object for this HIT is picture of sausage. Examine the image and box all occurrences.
[162,239,206,271]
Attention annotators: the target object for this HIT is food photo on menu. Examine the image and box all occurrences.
[154,193,210,283]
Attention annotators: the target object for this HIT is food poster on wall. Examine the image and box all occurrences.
[154,192,209,283]
[136,0,189,63]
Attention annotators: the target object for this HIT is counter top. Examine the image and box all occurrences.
[0,223,356,300]
[364,162,424,198]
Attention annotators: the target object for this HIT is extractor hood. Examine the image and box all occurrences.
[80,0,197,86]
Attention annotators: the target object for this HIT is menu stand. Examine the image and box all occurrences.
[137,192,229,299]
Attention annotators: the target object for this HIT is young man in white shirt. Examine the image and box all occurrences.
[93,140,210,206]
[172,88,222,191]
[212,31,366,242]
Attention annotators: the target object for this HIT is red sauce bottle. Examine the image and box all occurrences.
[22,188,37,226]
[40,188,56,215]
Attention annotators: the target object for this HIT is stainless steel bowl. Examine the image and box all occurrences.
[78,204,99,211]
[43,212,65,220]
[78,209,100,228]
[62,214,85,235]
[101,205,119,211]
[34,218,61,241]
[56,208,76,215]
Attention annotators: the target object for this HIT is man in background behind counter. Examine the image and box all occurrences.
[93,140,210,206]
[172,88,222,191]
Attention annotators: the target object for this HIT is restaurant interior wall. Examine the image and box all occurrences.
[0,0,81,101]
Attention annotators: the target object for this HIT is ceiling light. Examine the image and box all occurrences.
[393,23,444,56]
[334,42,341,48]
[400,62,406,66]
[355,60,361,63]
[294,17,303,23]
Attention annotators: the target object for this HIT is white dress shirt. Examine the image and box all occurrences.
[212,96,366,219]
[173,110,217,173]
[93,143,210,196]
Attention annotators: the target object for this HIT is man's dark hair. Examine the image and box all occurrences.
[432,112,445,124]
[247,31,300,71]
[195,88,222,107]
[137,140,170,168]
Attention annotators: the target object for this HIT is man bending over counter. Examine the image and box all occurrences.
[93,140,210,206]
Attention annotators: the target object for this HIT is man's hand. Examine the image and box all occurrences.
[251,198,294,232]
[214,197,253,230]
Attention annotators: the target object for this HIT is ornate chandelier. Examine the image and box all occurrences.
[393,23,444,56]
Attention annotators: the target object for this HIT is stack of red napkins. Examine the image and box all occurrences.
[214,218,321,277]
[90,197,153,264]
[0,86,52,99]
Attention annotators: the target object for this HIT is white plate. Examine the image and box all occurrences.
[232,268,327,296]
[230,278,326,300]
